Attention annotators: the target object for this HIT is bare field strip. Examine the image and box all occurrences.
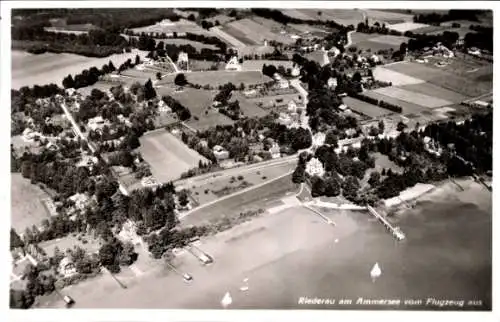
[399,83,469,103]
[160,38,218,50]
[221,25,262,46]
[427,74,492,98]
[12,49,148,89]
[241,60,294,72]
[139,130,209,183]
[343,97,393,118]
[160,70,272,87]
[352,40,403,52]
[226,18,297,45]
[180,173,297,227]
[365,9,414,24]
[383,62,447,82]
[362,90,430,115]
[11,173,51,233]
[373,65,425,86]
[372,86,453,108]
[131,19,214,37]
[387,22,430,33]
[280,9,364,26]
[369,35,410,46]
[211,27,248,48]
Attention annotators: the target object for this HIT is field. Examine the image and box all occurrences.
[280,9,364,26]
[139,130,209,183]
[371,86,453,109]
[157,38,219,50]
[39,233,102,256]
[241,60,294,72]
[180,173,297,227]
[187,162,296,206]
[349,34,409,52]
[362,90,430,115]
[188,59,222,71]
[156,87,234,131]
[248,92,303,109]
[231,92,268,118]
[159,70,272,87]
[384,60,492,97]
[210,27,248,48]
[222,18,297,46]
[364,9,414,25]
[399,82,468,103]
[373,65,425,86]
[11,173,52,233]
[12,49,148,89]
[342,97,393,118]
[387,22,430,33]
[130,19,216,37]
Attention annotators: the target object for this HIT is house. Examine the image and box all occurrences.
[338,104,348,112]
[305,157,325,177]
[291,66,300,77]
[269,143,281,159]
[312,132,326,147]
[327,77,337,89]
[45,141,59,152]
[87,116,106,131]
[225,56,241,71]
[277,113,293,126]
[287,100,298,113]
[22,128,37,141]
[158,100,172,113]
[141,176,158,188]
[69,193,93,211]
[58,257,77,277]
[213,145,230,160]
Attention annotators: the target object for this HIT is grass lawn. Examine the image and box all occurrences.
[399,82,468,103]
[231,92,268,118]
[159,70,272,87]
[241,60,294,72]
[139,130,209,183]
[369,35,409,46]
[39,233,103,256]
[188,162,296,206]
[11,173,53,233]
[180,173,298,227]
[363,90,430,115]
[351,40,403,52]
[372,86,453,109]
[221,25,260,46]
[343,97,393,118]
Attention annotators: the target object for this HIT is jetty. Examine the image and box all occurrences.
[366,205,405,241]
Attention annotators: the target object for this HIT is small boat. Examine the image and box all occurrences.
[370,262,382,281]
[221,292,232,308]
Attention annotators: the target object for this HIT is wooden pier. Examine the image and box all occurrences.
[366,205,405,241]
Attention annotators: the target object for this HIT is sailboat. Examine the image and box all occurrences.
[370,262,382,282]
[221,292,233,308]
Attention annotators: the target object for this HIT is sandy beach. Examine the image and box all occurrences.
[36,176,491,310]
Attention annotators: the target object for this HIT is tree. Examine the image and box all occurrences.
[397,121,407,132]
[324,130,338,147]
[368,171,381,187]
[10,228,24,250]
[118,241,138,266]
[178,189,189,207]
[342,176,360,201]
[310,176,326,197]
[174,73,188,87]
[62,74,75,89]
[292,165,306,184]
[10,289,32,309]
[156,72,162,80]
[324,176,341,197]
[98,238,123,272]
[352,71,362,83]
[378,120,385,133]
[144,79,157,100]
[187,14,196,21]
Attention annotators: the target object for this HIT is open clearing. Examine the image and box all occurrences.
[160,70,272,87]
[39,234,102,256]
[11,173,52,233]
[211,26,249,48]
[343,97,393,118]
[241,60,295,72]
[231,92,268,118]
[180,173,297,227]
[223,18,297,46]
[156,87,234,131]
[281,9,364,26]
[188,162,296,206]
[369,35,410,46]
[373,65,425,86]
[363,90,430,115]
[139,130,209,183]
[131,19,216,37]
[384,61,492,97]
[399,83,468,103]
[12,49,148,89]
[387,22,430,33]
[372,86,453,109]
[364,9,414,25]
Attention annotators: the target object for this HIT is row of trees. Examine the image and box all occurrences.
[413,10,483,25]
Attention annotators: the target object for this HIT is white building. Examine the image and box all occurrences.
[291,66,300,77]
[305,157,325,177]
[225,56,241,71]
[312,132,326,147]
[87,116,107,131]
[327,77,337,89]
[141,176,158,188]
[158,100,172,113]
[287,100,298,113]
[58,257,77,277]
[269,143,281,159]
[213,145,230,160]
[277,113,293,126]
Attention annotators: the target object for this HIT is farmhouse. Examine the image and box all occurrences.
[306,157,325,177]
[327,77,337,89]
[225,56,242,71]
[213,145,230,160]
[58,257,77,277]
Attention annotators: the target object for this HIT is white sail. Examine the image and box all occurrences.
[221,292,233,308]
[370,262,382,279]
